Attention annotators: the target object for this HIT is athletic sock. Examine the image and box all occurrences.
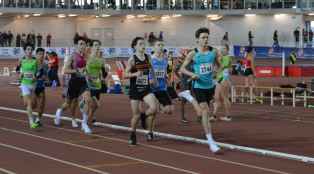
[82,112,88,125]
[206,133,215,144]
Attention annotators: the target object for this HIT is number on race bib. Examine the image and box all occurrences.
[24,72,34,80]
[136,75,148,85]
[155,69,166,79]
[200,63,213,74]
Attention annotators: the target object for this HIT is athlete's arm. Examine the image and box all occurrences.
[179,51,198,79]
[62,55,76,74]
[251,56,256,76]
[124,56,140,79]
[147,55,157,85]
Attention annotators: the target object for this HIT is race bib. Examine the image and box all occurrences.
[136,75,148,85]
[154,69,166,79]
[223,69,229,77]
[200,63,213,75]
[24,72,34,80]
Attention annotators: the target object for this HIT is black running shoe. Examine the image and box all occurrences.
[128,132,137,145]
[209,115,217,122]
[140,113,147,129]
[146,132,154,141]
[35,120,43,127]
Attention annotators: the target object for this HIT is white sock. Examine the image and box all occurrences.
[206,133,220,152]
[57,108,63,116]
[28,115,34,125]
[206,133,215,144]
[82,112,88,125]
[35,117,40,123]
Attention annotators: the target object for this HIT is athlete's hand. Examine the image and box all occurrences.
[134,71,142,77]
[150,79,158,87]
[191,74,199,80]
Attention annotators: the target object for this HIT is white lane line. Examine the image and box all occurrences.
[0,110,295,174]
[0,168,16,174]
[0,126,199,174]
[0,142,109,174]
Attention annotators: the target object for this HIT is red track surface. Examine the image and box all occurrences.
[0,77,314,173]
[1,58,314,174]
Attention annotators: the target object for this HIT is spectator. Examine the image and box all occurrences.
[37,33,42,47]
[16,33,21,47]
[21,33,26,48]
[47,51,60,86]
[2,32,8,47]
[309,29,313,46]
[273,30,279,47]
[221,32,229,46]
[303,29,308,47]
[148,32,156,46]
[159,31,163,41]
[248,30,254,46]
[0,32,4,47]
[31,31,36,47]
[294,27,300,48]
[46,33,52,47]
[26,33,32,45]
[8,31,13,47]
[73,32,80,45]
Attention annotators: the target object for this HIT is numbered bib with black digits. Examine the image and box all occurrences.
[199,63,213,75]
[223,69,229,78]
[136,75,148,85]
[155,69,166,79]
[24,72,34,80]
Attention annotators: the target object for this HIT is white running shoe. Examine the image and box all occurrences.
[81,123,92,134]
[72,119,79,128]
[220,116,232,122]
[209,142,221,154]
[54,109,62,126]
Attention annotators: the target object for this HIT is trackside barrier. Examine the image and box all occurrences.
[231,86,314,108]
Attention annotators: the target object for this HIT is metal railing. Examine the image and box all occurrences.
[0,0,312,11]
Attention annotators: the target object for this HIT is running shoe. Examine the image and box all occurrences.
[146,132,154,141]
[92,119,97,124]
[209,115,217,122]
[181,119,189,124]
[128,132,137,145]
[72,119,79,128]
[54,109,62,126]
[209,142,222,154]
[30,122,40,129]
[35,120,43,127]
[220,116,232,122]
[81,123,92,134]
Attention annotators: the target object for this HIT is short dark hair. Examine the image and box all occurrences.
[153,38,163,45]
[23,43,34,51]
[195,27,210,38]
[36,47,45,54]
[131,37,144,49]
[92,40,102,46]
[76,36,86,45]
[246,46,253,53]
